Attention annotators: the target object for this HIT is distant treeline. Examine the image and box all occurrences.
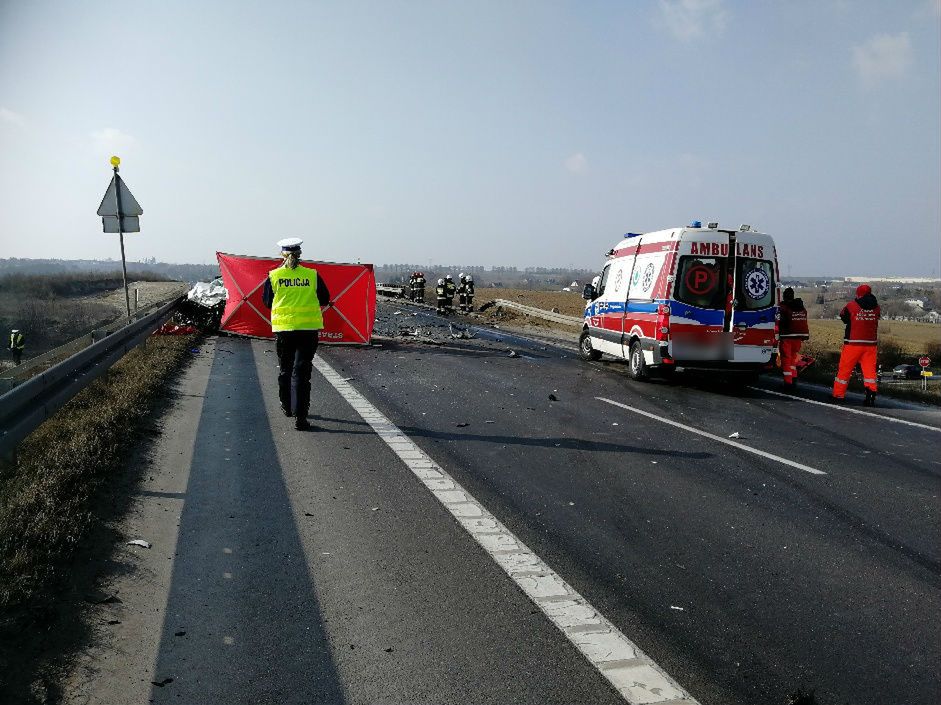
[0,270,172,299]
[0,258,220,283]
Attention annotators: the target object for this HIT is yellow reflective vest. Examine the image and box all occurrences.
[9,332,24,350]
[268,265,324,332]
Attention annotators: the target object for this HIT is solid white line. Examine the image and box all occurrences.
[596,397,827,476]
[314,357,699,705]
[747,386,941,433]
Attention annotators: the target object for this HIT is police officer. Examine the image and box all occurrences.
[778,287,809,389]
[8,328,25,365]
[415,271,425,303]
[457,273,468,312]
[444,274,456,314]
[435,278,447,314]
[262,238,331,430]
[833,283,880,406]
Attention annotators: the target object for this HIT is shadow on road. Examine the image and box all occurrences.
[150,341,345,704]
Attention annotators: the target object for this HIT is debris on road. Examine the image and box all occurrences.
[174,630,186,637]
[549,393,558,401]
[449,323,476,339]
[151,678,174,687]
[126,539,152,549]
[728,432,741,439]
[187,278,227,307]
[508,350,519,358]
[84,592,122,605]
[670,605,685,611]
[456,422,469,427]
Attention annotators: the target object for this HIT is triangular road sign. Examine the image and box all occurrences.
[97,174,143,217]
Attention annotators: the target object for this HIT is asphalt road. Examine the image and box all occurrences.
[63,301,941,705]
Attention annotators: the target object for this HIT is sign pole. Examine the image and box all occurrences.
[111,157,132,321]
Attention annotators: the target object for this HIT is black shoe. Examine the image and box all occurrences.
[864,391,876,407]
[295,418,312,431]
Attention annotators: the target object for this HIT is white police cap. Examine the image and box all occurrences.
[277,237,303,252]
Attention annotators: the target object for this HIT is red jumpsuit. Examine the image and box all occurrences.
[778,298,809,385]
[833,290,880,398]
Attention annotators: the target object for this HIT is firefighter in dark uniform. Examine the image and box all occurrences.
[9,328,25,365]
[778,287,809,389]
[415,272,426,303]
[457,273,468,312]
[262,238,331,430]
[833,283,880,406]
[407,272,416,301]
[464,275,475,312]
[435,278,448,314]
[444,274,456,314]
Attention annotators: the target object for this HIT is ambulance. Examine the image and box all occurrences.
[579,221,779,380]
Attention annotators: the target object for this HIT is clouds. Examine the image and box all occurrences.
[564,152,588,174]
[852,33,913,86]
[0,107,27,127]
[654,0,728,42]
[91,128,138,155]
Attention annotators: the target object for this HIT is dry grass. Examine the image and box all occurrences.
[806,319,940,357]
[0,334,196,697]
[479,287,587,318]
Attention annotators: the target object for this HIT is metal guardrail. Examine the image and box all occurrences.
[0,296,182,456]
[0,295,185,393]
[493,299,583,327]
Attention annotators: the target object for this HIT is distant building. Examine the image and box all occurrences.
[905,299,926,310]
[845,276,941,284]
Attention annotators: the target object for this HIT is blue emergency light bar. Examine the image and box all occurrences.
[623,232,642,238]
[689,220,702,228]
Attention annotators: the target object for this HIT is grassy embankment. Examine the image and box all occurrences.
[0,271,178,363]
[477,289,941,402]
[0,333,197,700]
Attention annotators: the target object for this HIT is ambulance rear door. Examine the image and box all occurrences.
[669,230,732,361]
[729,234,777,363]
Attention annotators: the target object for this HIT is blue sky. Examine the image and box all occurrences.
[1,0,939,275]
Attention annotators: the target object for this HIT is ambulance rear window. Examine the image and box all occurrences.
[736,258,775,310]
[674,257,727,309]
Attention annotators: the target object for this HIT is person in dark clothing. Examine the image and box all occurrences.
[457,273,469,312]
[9,329,25,365]
[262,238,331,430]
[444,274,456,314]
[464,275,475,312]
[778,288,809,388]
[834,283,880,406]
[415,272,426,303]
[435,278,447,314]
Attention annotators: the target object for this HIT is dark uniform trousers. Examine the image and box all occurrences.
[276,330,319,416]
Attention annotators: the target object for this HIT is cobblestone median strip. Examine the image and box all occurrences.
[314,356,700,705]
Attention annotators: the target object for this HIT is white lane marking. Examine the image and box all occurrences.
[596,397,826,476]
[748,386,941,433]
[314,357,699,705]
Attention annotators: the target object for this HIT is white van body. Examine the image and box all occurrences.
[579,224,780,379]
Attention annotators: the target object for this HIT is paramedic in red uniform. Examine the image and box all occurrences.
[262,237,331,430]
[833,284,880,406]
[778,287,809,388]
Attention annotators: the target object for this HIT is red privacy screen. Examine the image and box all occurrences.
[216,252,376,344]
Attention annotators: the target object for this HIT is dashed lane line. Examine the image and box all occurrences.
[596,397,827,476]
[314,356,700,705]
[748,386,941,433]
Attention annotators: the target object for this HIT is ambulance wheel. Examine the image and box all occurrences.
[628,341,649,381]
[579,330,602,361]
